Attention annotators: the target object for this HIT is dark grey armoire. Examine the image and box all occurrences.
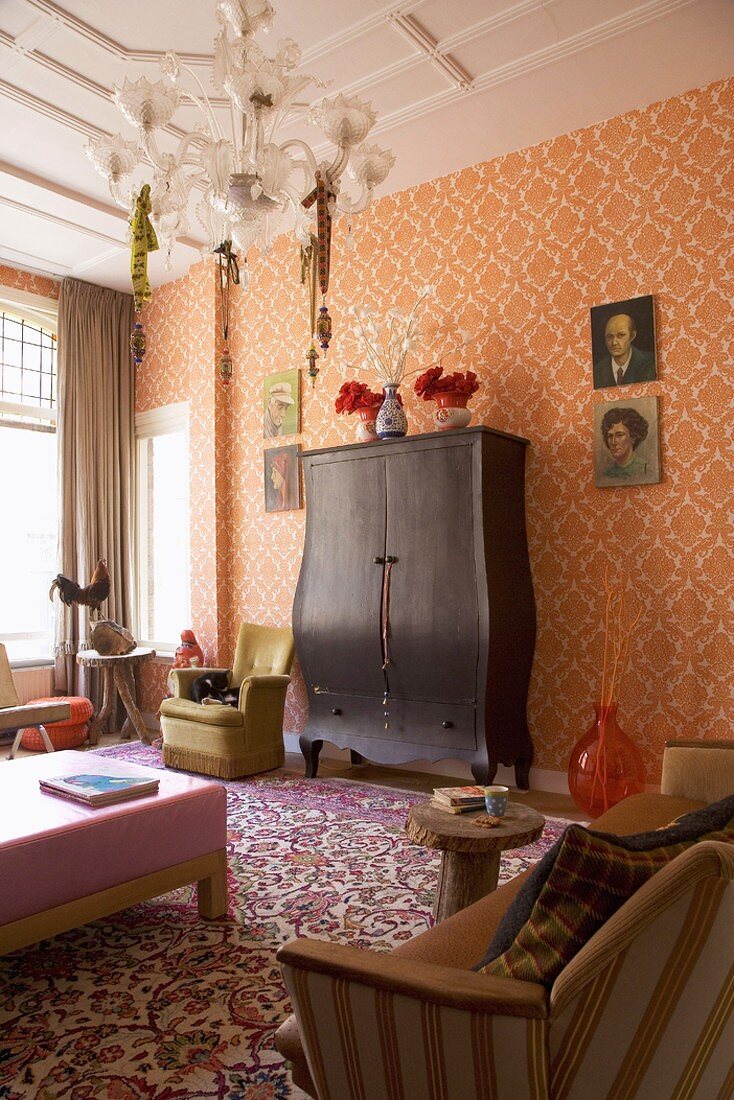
[293,426,536,788]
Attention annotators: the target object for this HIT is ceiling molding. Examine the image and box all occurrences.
[0,160,206,251]
[0,245,71,277]
[387,13,474,91]
[21,0,211,65]
[0,194,126,246]
[72,245,127,275]
[438,0,555,53]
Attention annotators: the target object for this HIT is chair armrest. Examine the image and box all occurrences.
[237,674,290,712]
[661,739,734,802]
[170,667,227,700]
[278,937,548,1017]
[277,938,549,1100]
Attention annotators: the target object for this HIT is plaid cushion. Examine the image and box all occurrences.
[480,818,734,988]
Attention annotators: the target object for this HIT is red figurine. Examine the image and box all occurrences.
[173,629,204,670]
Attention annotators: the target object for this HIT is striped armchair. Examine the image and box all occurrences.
[276,741,734,1099]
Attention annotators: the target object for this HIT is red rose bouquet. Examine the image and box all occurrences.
[413,367,480,401]
[335,381,403,414]
[334,381,384,415]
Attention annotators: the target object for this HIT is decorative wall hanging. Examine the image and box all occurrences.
[594,396,661,488]
[129,183,158,366]
[213,239,240,386]
[263,369,300,439]
[86,0,396,355]
[264,445,302,513]
[591,294,657,389]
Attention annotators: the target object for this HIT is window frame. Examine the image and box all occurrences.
[134,402,190,654]
[0,288,58,666]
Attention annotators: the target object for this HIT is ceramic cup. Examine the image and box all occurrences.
[484,785,509,817]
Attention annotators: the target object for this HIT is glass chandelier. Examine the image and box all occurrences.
[86,0,396,278]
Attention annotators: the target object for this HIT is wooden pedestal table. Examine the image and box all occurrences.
[406,800,545,922]
[76,647,156,745]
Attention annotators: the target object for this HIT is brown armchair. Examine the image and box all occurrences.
[276,740,734,1099]
[159,623,295,778]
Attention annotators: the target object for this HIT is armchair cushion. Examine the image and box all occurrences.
[231,624,295,687]
[479,792,734,969]
[480,812,734,988]
[159,697,244,727]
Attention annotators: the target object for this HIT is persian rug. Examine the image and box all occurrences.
[0,744,572,1099]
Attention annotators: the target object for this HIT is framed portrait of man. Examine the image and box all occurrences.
[590,294,657,390]
[594,396,661,488]
[263,368,300,438]
[264,444,302,512]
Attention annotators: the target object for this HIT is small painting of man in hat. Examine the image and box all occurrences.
[263,369,299,438]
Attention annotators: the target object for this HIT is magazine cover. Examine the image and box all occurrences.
[39,772,159,803]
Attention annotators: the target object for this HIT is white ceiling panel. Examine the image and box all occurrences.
[0,0,731,293]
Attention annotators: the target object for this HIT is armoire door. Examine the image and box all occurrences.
[383,443,479,704]
[295,454,386,697]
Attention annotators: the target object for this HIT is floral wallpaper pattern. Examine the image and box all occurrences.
[137,78,733,780]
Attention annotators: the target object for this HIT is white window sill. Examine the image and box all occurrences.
[9,657,54,670]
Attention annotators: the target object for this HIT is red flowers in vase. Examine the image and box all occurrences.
[334,381,385,415]
[335,381,402,442]
[414,367,480,431]
[413,367,480,401]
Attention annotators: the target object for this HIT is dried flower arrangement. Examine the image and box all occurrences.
[600,567,642,710]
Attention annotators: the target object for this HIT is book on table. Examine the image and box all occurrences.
[39,772,159,807]
[430,799,484,815]
[433,785,486,807]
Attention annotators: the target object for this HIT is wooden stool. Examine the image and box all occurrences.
[76,648,156,745]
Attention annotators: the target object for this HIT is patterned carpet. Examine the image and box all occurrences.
[0,744,571,1099]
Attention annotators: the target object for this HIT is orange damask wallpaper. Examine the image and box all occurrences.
[0,264,59,301]
[137,78,733,781]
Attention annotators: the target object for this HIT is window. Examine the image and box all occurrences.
[0,293,58,663]
[135,403,190,651]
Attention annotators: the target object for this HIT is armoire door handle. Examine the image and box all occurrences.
[373,556,385,565]
[385,555,397,564]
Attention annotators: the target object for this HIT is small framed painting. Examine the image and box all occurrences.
[264,444,302,512]
[590,294,657,390]
[263,368,300,438]
[594,396,661,488]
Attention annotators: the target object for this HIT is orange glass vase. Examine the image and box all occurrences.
[567,702,645,818]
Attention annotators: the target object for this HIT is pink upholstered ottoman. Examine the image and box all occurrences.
[0,751,228,954]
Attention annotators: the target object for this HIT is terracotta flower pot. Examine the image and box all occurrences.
[433,391,473,431]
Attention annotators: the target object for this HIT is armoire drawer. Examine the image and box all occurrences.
[310,692,477,751]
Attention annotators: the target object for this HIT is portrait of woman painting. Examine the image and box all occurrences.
[264,444,302,512]
[594,396,661,488]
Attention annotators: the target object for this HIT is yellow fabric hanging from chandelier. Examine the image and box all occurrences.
[130,184,159,311]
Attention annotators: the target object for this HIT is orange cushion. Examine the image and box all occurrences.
[20,696,93,751]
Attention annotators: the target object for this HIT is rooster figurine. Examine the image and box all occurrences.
[49,558,111,618]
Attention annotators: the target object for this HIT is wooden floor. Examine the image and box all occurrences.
[3,733,587,822]
[281,752,589,822]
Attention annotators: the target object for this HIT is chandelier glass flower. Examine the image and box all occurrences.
[86,0,396,284]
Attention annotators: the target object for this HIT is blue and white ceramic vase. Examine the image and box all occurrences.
[375,383,408,439]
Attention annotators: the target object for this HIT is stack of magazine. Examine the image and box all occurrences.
[39,771,160,807]
[431,785,486,814]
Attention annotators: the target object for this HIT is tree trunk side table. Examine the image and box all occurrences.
[76,647,156,745]
[406,800,545,922]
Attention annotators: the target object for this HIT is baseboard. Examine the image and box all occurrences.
[282,733,571,795]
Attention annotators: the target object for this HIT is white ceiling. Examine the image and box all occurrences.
[1,0,732,293]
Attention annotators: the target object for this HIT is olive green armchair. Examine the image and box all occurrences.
[159,623,295,779]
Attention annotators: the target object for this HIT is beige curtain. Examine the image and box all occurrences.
[53,278,135,700]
